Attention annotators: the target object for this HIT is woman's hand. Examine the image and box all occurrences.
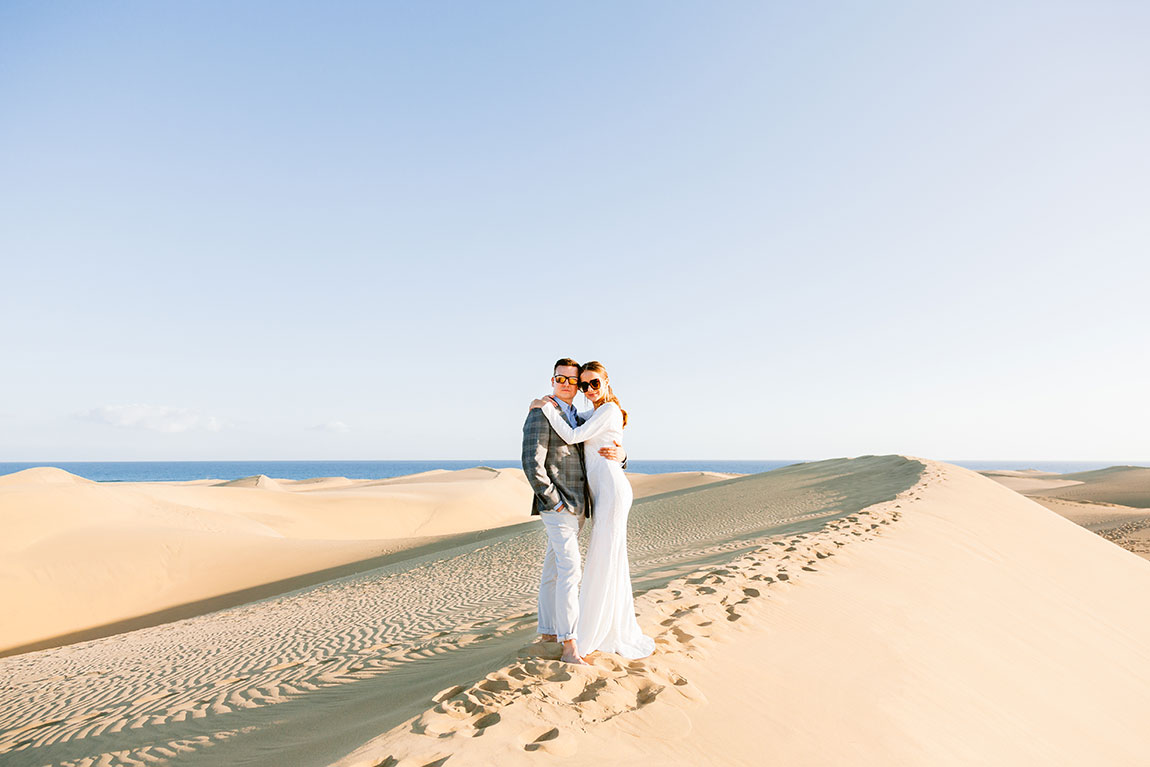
[599,440,624,462]
[529,396,555,410]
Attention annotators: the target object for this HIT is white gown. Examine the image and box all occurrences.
[542,401,655,659]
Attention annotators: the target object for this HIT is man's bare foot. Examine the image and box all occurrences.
[560,639,589,665]
[541,634,557,643]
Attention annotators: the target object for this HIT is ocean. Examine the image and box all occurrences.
[0,459,1135,483]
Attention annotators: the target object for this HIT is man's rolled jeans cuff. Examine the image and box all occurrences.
[557,632,577,642]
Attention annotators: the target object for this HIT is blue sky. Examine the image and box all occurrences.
[1,2,1147,461]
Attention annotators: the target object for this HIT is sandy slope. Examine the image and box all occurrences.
[336,461,1150,767]
[983,465,1150,561]
[0,467,733,655]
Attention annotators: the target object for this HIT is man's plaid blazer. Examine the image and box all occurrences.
[521,407,592,518]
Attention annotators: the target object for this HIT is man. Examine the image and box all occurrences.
[522,357,623,665]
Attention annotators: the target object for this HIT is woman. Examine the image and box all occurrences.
[530,361,655,661]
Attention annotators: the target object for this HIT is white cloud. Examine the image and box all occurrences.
[310,420,351,433]
[82,404,227,433]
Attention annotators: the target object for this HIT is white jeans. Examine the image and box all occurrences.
[537,511,582,642]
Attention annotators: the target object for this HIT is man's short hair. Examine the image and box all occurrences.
[553,357,580,374]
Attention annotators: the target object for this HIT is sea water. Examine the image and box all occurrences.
[0,459,1133,483]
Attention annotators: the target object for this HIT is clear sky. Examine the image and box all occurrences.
[2,1,1147,462]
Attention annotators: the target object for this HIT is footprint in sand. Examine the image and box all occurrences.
[520,725,576,755]
[472,711,501,730]
[378,753,452,767]
[476,677,514,694]
[432,684,466,703]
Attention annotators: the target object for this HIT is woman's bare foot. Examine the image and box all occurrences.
[560,639,589,665]
[541,634,557,643]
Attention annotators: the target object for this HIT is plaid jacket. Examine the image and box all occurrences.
[522,407,592,518]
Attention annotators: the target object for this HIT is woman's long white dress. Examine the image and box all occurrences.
[541,401,654,659]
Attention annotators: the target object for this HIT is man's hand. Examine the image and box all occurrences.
[599,440,624,462]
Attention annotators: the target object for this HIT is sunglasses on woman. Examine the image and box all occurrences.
[579,379,603,392]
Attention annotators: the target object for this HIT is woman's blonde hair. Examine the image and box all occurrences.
[579,360,627,428]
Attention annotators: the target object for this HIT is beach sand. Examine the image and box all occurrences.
[2,457,1148,767]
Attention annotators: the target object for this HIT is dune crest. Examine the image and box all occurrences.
[217,474,286,491]
[0,467,93,486]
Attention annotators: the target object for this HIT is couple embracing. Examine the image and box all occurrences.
[521,358,654,665]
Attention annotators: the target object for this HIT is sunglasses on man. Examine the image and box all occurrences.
[552,375,579,386]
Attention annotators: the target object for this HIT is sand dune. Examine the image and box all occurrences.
[216,474,288,491]
[0,456,917,766]
[337,461,1150,767]
[0,467,735,656]
[0,466,537,655]
[1027,465,1150,508]
[0,466,94,486]
[983,464,1150,561]
[984,465,1150,507]
[4,457,1146,767]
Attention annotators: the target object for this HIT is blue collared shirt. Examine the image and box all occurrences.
[554,398,579,429]
[551,397,579,512]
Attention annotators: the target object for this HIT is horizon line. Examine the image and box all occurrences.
[2,457,1148,465]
